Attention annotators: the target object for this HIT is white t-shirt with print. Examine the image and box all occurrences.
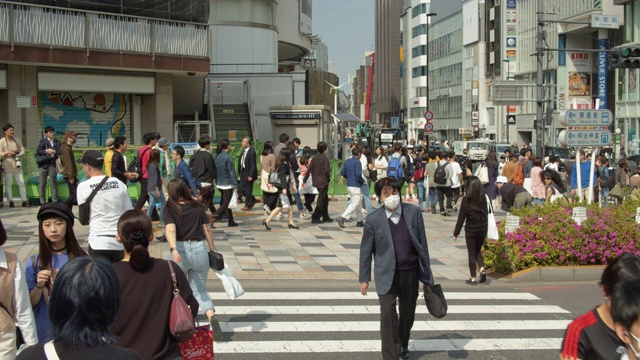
[450,162,463,188]
[77,175,132,251]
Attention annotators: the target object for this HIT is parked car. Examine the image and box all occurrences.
[496,143,515,156]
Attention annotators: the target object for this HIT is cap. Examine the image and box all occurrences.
[77,150,104,168]
[105,138,115,150]
[44,126,54,133]
[496,175,508,184]
[157,138,170,147]
[65,130,79,139]
[407,145,414,149]
[499,154,506,159]
[37,202,74,226]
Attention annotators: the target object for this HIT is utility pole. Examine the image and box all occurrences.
[535,0,545,159]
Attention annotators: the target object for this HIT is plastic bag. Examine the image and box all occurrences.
[228,191,238,209]
[215,264,245,300]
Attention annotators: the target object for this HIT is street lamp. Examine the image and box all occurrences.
[503,59,512,144]
[425,12,437,144]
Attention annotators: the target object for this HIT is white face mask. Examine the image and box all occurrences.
[383,194,400,211]
[628,332,640,358]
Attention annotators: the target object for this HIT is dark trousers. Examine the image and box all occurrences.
[437,186,453,211]
[312,186,330,220]
[213,188,234,223]
[239,176,254,207]
[64,177,78,209]
[134,178,158,219]
[199,185,216,214]
[88,245,124,263]
[304,194,316,212]
[452,186,461,205]
[465,230,486,278]
[378,268,419,360]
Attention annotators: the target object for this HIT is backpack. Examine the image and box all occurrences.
[387,156,404,179]
[434,162,449,185]
[127,147,151,183]
[513,162,525,186]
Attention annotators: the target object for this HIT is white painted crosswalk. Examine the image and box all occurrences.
[208,290,573,358]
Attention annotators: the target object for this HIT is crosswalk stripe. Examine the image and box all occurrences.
[214,338,563,353]
[216,304,570,315]
[208,291,540,301]
[222,319,572,332]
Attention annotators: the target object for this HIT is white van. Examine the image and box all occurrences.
[467,139,496,162]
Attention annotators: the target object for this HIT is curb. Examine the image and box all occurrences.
[498,265,606,283]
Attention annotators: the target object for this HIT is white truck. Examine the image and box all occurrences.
[467,139,496,162]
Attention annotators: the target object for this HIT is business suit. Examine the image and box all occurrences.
[36,137,61,205]
[359,203,434,360]
[238,147,257,208]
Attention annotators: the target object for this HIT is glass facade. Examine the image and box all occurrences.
[412,24,427,38]
[211,0,276,26]
[412,3,429,18]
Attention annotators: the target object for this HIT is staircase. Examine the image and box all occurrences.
[212,104,252,140]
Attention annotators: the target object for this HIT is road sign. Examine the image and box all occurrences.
[424,121,434,134]
[558,129,612,147]
[559,109,613,127]
[590,14,620,29]
[507,115,517,124]
[424,110,434,121]
[472,111,479,120]
[459,128,474,135]
[390,116,400,129]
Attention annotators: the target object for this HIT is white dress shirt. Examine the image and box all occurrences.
[241,148,249,169]
[384,205,403,225]
[0,249,38,345]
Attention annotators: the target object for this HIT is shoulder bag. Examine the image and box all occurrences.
[423,283,447,319]
[478,164,490,185]
[167,260,196,342]
[78,176,109,226]
[486,194,499,240]
[208,248,225,271]
[268,171,281,187]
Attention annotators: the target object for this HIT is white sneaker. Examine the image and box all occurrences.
[300,212,306,218]
[263,204,271,215]
[276,214,282,220]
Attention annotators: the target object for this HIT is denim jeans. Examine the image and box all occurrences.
[416,181,426,209]
[429,187,438,209]
[148,190,166,225]
[360,181,373,214]
[292,192,304,211]
[601,187,609,206]
[173,241,214,314]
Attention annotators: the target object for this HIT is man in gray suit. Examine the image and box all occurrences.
[359,177,434,360]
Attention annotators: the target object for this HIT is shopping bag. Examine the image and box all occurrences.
[486,195,499,240]
[179,325,214,360]
[280,194,290,209]
[228,191,238,209]
[423,284,447,319]
[478,165,489,185]
[215,264,245,300]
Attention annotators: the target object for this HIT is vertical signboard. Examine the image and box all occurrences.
[597,38,608,109]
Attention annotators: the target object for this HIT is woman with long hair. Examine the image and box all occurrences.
[540,169,567,203]
[163,179,222,340]
[111,210,198,359]
[452,176,488,286]
[25,202,87,343]
[287,142,306,218]
[298,146,317,212]
[482,151,499,208]
[146,149,166,239]
[531,156,546,205]
[260,141,279,215]
[262,148,299,230]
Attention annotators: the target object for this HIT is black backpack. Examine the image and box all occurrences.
[127,147,151,183]
[434,162,449,185]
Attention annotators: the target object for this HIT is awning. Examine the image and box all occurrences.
[331,113,361,123]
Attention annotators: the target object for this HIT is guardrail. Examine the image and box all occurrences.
[0,1,209,58]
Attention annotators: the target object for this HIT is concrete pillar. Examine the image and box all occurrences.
[141,73,173,145]
[5,65,38,147]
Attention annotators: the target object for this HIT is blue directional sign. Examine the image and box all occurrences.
[558,129,612,147]
[390,116,400,129]
[559,109,613,127]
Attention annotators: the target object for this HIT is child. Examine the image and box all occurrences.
[24,202,87,343]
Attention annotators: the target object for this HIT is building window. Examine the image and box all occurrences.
[412,24,427,38]
[410,107,427,118]
[412,3,429,18]
[416,87,427,97]
[412,66,427,78]
[412,45,426,58]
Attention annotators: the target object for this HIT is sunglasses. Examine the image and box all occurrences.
[544,177,552,180]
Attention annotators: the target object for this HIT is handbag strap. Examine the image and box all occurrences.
[167,260,179,294]
[485,194,493,214]
[85,176,110,205]
[44,341,60,360]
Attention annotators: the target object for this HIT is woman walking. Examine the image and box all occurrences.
[164,179,223,340]
[146,149,166,240]
[262,148,299,230]
[25,203,87,343]
[298,147,317,212]
[111,209,199,359]
[531,157,546,205]
[482,151,499,209]
[452,176,488,286]
[260,141,279,215]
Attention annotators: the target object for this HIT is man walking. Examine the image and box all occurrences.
[212,140,239,227]
[111,136,139,185]
[502,154,518,182]
[0,123,29,207]
[172,145,200,196]
[238,136,257,210]
[435,152,454,216]
[104,137,115,177]
[36,126,61,205]
[157,138,172,192]
[133,133,156,210]
[303,141,332,224]
[449,151,463,210]
[273,133,288,157]
[59,130,79,209]
[189,135,216,215]
[336,147,364,228]
[359,179,434,360]
[77,150,132,262]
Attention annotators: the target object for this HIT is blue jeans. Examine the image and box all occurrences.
[292,192,304,211]
[147,190,166,225]
[533,198,545,205]
[360,181,373,214]
[601,187,609,206]
[429,187,438,209]
[417,181,426,209]
[173,241,214,314]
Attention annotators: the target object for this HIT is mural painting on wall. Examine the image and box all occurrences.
[38,92,128,146]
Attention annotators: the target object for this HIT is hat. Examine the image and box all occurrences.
[44,126,54,133]
[157,138,170,147]
[105,138,115,150]
[65,130,79,139]
[496,175,508,184]
[500,154,506,159]
[77,150,104,168]
[37,202,74,226]
[407,145,414,149]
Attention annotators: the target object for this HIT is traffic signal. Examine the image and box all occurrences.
[611,47,640,69]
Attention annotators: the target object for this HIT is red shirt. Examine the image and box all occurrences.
[138,146,152,179]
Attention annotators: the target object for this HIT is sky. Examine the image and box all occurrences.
[312,0,462,95]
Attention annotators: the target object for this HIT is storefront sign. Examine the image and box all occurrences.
[597,39,608,109]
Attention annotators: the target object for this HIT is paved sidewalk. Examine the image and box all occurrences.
[0,198,504,282]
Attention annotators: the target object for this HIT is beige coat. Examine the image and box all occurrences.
[0,137,25,173]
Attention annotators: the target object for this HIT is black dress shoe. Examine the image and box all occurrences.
[228,221,239,227]
[400,348,410,359]
[356,221,364,227]
[288,223,299,229]
[9,201,15,208]
[156,235,167,242]
[322,218,333,223]
[262,221,271,230]
[311,219,323,224]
